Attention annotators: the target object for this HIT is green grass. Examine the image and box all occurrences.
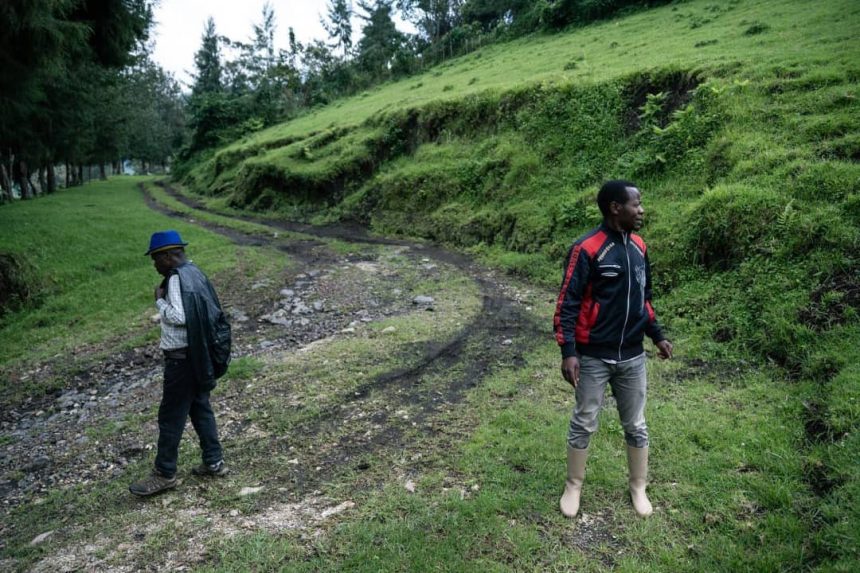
[1,173,857,571]
[0,226,491,570]
[198,0,858,152]
[172,0,860,570]
[145,181,315,241]
[3,0,860,570]
[180,0,860,306]
[200,337,818,572]
[0,177,281,398]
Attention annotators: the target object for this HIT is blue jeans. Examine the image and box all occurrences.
[567,354,649,449]
[155,357,223,478]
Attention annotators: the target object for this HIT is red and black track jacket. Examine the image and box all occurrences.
[554,223,665,362]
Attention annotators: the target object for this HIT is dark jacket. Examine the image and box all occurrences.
[553,223,665,362]
[166,262,231,391]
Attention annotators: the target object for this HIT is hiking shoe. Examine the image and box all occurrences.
[191,460,229,477]
[129,471,177,497]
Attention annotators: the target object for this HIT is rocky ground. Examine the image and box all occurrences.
[0,182,549,571]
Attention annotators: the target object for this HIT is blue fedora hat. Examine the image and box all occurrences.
[145,230,188,256]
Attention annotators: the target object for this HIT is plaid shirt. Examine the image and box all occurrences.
[156,274,187,350]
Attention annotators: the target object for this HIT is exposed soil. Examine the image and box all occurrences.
[622,70,703,135]
[797,267,860,332]
[144,181,544,492]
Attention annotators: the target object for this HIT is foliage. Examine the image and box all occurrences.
[322,0,354,56]
[356,0,411,81]
[540,0,673,30]
[398,0,464,43]
[191,17,223,98]
[1,1,854,570]
[175,0,691,164]
[177,4,860,566]
[0,0,184,200]
[0,252,43,314]
[683,184,782,270]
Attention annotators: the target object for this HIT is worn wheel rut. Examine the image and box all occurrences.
[142,181,544,494]
[0,180,548,571]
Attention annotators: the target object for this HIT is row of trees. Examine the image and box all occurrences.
[0,0,665,201]
[181,0,665,161]
[183,1,410,156]
[0,0,184,201]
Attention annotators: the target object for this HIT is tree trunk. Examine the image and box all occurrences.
[47,163,57,193]
[77,164,83,186]
[38,166,47,195]
[0,162,12,201]
[16,159,31,199]
[7,150,13,197]
[99,163,107,180]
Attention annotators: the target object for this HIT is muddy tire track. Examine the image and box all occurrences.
[0,180,552,573]
[143,181,544,492]
[0,180,546,570]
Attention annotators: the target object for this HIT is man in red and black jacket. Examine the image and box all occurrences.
[553,180,673,519]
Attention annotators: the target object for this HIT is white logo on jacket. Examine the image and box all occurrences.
[634,264,646,312]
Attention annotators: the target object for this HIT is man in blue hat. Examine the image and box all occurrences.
[129,230,232,496]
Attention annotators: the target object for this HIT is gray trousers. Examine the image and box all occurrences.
[567,353,649,449]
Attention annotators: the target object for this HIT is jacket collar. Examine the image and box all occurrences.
[599,221,629,242]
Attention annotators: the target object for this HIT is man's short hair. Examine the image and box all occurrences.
[597,180,638,217]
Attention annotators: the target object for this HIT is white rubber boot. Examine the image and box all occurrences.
[559,446,589,518]
[627,445,653,517]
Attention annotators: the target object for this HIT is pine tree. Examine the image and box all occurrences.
[397,0,463,44]
[322,0,354,57]
[252,3,277,75]
[356,0,406,81]
[248,3,281,125]
[192,18,222,97]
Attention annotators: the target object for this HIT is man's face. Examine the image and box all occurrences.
[614,187,644,232]
[152,250,172,276]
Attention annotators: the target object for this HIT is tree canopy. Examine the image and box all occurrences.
[0,0,670,201]
[0,0,184,201]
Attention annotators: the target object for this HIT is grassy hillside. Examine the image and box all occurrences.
[1,0,857,571]
[181,0,859,316]
[174,0,860,568]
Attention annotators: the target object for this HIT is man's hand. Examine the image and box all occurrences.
[656,339,673,360]
[561,356,580,388]
[155,285,165,301]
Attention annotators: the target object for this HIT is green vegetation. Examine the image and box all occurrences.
[1,1,182,200]
[179,0,662,162]
[202,345,813,572]
[0,177,281,398]
[2,0,859,571]
[174,0,860,569]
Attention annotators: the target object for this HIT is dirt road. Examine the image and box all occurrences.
[0,181,549,571]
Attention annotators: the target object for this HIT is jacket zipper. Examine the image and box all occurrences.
[619,232,631,360]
